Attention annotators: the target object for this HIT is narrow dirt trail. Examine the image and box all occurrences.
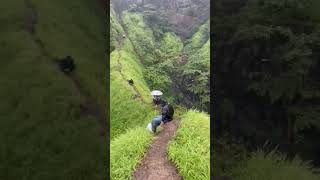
[133,120,182,180]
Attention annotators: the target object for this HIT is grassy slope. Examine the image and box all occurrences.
[230,150,320,180]
[110,8,156,139]
[0,1,106,179]
[110,127,153,180]
[110,44,156,138]
[168,110,210,180]
[110,8,157,180]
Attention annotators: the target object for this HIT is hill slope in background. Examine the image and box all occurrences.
[112,0,209,39]
[0,1,106,179]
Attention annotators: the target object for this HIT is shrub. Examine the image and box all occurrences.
[230,150,320,180]
[168,110,210,180]
[110,127,153,180]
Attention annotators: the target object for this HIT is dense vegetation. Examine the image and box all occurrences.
[168,110,210,180]
[230,150,320,180]
[110,127,153,180]
[0,1,107,179]
[110,6,157,179]
[178,23,210,111]
[110,34,157,138]
[213,0,320,178]
[120,5,210,111]
[110,2,210,179]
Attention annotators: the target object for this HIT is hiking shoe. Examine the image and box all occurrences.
[152,126,156,133]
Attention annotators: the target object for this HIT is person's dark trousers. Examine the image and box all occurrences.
[151,115,162,133]
[162,115,172,124]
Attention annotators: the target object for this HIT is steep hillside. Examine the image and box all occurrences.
[171,20,210,111]
[110,3,210,180]
[112,0,210,39]
[0,1,106,179]
[110,7,158,179]
[110,7,157,139]
[122,11,157,66]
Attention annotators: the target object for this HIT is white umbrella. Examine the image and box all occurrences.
[151,90,163,96]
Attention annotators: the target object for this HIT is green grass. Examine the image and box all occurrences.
[168,110,210,180]
[230,150,320,180]
[110,6,124,52]
[110,9,160,179]
[110,41,157,139]
[0,0,106,179]
[110,127,153,180]
[121,40,153,101]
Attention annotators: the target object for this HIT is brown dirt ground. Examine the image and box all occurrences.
[133,120,182,180]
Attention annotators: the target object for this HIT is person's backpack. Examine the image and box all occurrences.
[162,103,174,123]
[167,103,174,118]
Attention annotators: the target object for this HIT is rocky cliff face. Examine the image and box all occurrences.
[112,0,210,39]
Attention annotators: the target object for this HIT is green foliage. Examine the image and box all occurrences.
[184,20,210,55]
[159,32,183,58]
[110,127,153,180]
[111,6,211,180]
[122,11,157,65]
[144,66,172,92]
[213,0,320,152]
[0,0,106,179]
[168,110,210,180]
[110,42,156,139]
[182,39,210,111]
[213,137,248,177]
[230,150,320,180]
[110,10,159,180]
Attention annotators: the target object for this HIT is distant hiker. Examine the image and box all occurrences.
[128,79,134,85]
[151,90,163,105]
[147,100,174,133]
[58,56,75,74]
[122,34,126,38]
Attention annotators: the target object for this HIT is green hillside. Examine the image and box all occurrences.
[110,7,157,139]
[110,1,320,179]
[168,110,210,180]
[0,0,106,179]
[110,7,158,179]
[110,5,210,180]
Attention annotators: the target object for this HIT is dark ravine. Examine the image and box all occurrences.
[133,120,182,180]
